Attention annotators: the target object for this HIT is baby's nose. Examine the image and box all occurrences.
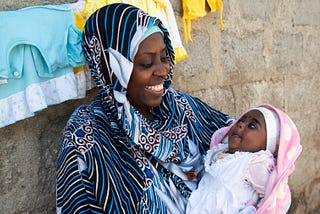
[237,121,244,129]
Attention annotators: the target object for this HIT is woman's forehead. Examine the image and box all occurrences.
[136,33,166,55]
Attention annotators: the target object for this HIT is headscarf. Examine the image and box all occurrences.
[140,25,164,42]
[56,3,232,213]
[81,3,183,164]
[252,107,280,154]
[210,103,302,213]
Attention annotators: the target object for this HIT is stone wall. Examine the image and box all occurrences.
[0,0,319,213]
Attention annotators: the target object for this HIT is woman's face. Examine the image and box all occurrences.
[227,110,267,153]
[127,32,170,114]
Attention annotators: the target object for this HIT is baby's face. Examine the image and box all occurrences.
[227,110,267,153]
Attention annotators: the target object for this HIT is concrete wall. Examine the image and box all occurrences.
[0,0,319,213]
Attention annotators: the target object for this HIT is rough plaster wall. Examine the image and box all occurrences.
[172,1,320,213]
[0,0,319,213]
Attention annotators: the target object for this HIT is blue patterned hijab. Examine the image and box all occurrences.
[81,3,183,163]
[56,3,232,213]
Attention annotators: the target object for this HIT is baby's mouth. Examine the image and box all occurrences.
[230,132,241,139]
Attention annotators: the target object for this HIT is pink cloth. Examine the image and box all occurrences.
[210,103,302,213]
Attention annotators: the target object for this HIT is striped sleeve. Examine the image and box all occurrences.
[177,90,234,154]
[56,144,101,213]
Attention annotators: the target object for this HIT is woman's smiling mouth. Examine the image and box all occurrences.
[145,83,164,92]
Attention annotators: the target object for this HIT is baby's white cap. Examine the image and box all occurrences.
[252,107,280,154]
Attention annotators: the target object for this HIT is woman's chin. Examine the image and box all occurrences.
[147,98,163,108]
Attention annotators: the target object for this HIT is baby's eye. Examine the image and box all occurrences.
[248,123,256,129]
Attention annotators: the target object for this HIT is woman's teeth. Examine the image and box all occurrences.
[146,84,163,91]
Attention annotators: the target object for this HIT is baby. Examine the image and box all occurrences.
[186,106,280,214]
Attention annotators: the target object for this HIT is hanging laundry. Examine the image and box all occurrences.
[156,0,189,62]
[123,0,188,62]
[81,0,107,20]
[182,0,224,43]
[207,0,224,29]
[71,0,97,96]
[0,4,86,128]
[72,0,188,62]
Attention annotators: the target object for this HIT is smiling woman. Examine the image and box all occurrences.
[56,3,233,214]
[127,30,170,119]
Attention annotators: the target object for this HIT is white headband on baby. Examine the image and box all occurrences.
[253,107,280,154]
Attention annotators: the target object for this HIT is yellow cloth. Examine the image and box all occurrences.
[126,0,150,16]
[107,0,123,4]
[151,0,168,18]
[207,0,224,30]
[81,0,122,19]
[174,46,188,62]
[182,0,206,43]
[73,0,188,62]
[125,0,164,19]
[182,0,224,43]
[73,7,86,76]
[81,0,106,19]
[124,0,188,62]
[73,12,86,30]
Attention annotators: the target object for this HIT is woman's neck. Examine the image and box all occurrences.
[136,107,156,121]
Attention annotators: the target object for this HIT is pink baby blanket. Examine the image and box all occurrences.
[210,103,302,213]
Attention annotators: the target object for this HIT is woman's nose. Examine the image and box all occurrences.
[154,61,170,77]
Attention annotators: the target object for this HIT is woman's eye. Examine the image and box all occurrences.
[142,63,153,68]
[161,56,170,63]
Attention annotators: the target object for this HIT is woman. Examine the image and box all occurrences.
[56,3,233,214]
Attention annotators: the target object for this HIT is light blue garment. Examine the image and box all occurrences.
[0,4,85,98]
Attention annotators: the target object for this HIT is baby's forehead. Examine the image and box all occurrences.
[243,109,262,116]
[240,110,265,123]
